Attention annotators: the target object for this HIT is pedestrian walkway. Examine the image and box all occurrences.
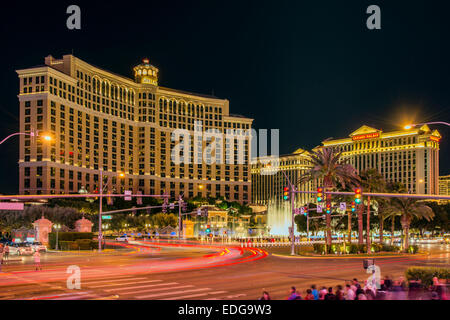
[80,275,232,300]
[4,274,243,300]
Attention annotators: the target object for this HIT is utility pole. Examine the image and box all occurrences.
[98,168,103,252]
[178,194,183,240]
[306,213,309,243]
[290,184,295,255]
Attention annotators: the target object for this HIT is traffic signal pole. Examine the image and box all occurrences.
[290,185,295,256]
[178,194,183,240]
[99,169,103,252]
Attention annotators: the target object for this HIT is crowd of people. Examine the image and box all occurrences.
[259,276,448,300]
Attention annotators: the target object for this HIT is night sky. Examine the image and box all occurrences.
[0,0,449,194]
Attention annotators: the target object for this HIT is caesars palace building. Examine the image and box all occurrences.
[17,55,252,203]
[252,125,441,204]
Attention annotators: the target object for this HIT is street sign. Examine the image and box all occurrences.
[0,202,24,210]
[169,203,175,210]
[102,215,112,220]
[300,207,304,215]
[317,205,323,213]
[340,202,347,211]
[197,208,202,215]
[124,190,132,201]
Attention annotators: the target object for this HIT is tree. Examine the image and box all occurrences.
[151,213,178,228]
[359,169,386,252]
[383,182,434,251]
[298,148,360,246]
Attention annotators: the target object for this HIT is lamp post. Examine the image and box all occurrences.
[0,130,52,146]
[404,122,450,129]
[54,224,61,251]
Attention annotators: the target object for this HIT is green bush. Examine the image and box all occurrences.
[49,232,93,249]
[405,267,450,287]
[312,243,401,255]
[408,245,419,254]
[56,241,79,250]
[75,239,92,250]
[382,244,398,252]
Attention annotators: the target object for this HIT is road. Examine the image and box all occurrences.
[0,241,448,300]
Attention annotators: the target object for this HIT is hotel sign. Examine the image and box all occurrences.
[352,132,380,141]
[430,136,441,142]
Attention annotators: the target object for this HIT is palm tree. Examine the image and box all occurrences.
[376,201,391,244]
[298,148,360,246]
[359,169,386,253]
[383,182,434,251]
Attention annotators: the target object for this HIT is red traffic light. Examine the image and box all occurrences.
[283,186,289,200]
[317,187,323,202]
[354,188,362,204]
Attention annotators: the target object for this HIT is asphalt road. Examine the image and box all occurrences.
[0,242,448,300]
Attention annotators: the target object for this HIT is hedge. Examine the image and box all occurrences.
[49,232,93,249]
[405,267,450,287]
[54,240,99,251]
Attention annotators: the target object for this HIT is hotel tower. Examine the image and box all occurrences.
[17,55,252,203]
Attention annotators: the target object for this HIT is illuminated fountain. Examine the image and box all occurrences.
[266,202,300,236]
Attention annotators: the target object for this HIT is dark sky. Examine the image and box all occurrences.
[0,0,449,194]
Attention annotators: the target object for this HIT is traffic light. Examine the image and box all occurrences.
[326,202,331,214]
[205,225,211,234]
[317,187,324,202]
[303,206,308,216]
[283,187,289,201]
[182,201,188,212]
[354,188,362,204]
[351,201,356,212]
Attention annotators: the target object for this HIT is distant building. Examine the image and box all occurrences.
[439,175,450,196]
[322,125,441,194]
[251,149,316,206]
[251,124,441,206]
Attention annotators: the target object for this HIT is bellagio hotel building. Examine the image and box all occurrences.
[17,55,252,203]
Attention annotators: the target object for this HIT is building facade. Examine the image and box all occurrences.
[439,175,450,196]
[322,125,441,194]
[251,149,316,205]
[17,55,252,203]
[251,124,441,205]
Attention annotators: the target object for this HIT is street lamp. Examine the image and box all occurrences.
[0,130,52,145]
[54,224,61,250]
[98,170,125,252]
[404,122,450,130]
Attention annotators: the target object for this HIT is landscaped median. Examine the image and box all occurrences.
[265,243,426,258]
[405,267,450,287]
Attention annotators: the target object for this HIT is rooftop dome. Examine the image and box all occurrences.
[133,58,159,85]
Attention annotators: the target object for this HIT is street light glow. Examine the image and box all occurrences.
[404,125,413,130]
